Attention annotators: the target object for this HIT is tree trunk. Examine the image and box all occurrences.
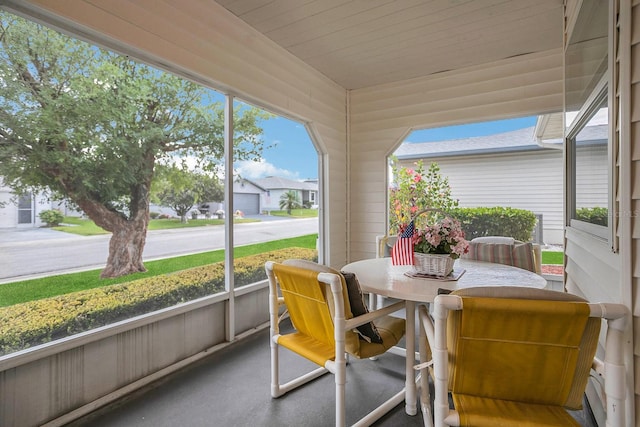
[74,188,151,279]
[100,220,148,278]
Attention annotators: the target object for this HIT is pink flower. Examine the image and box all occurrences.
[410,216,469,258]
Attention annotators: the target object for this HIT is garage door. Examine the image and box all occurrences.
[233,193,260,215]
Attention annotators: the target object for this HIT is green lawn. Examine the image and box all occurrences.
[268,209,318,218]
[541,251,563,265]
[54,216,258,236]
[0,234,318,307]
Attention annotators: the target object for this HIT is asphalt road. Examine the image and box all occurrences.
[0,217,318,283]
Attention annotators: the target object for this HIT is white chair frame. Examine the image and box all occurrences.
[418,293,629,427]
[266,261,407,427]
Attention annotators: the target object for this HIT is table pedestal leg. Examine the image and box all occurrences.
[405,300,417,416]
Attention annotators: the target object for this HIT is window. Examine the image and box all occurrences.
[17,193,32,224]
[565,0,610,238]
[391,116,562,245]
[0,11,318,356]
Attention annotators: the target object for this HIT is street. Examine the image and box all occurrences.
[0,218,318,283]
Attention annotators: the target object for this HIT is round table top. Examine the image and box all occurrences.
[341,257,548,303]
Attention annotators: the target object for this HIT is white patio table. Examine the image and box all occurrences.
[341,257,548,426]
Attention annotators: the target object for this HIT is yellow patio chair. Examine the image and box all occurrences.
[266,259,407,427]
[418,286,628,427]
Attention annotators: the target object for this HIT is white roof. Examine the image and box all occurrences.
[396,123,607,159]
[253,176,318,191]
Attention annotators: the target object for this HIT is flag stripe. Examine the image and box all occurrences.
[391,221,415,265]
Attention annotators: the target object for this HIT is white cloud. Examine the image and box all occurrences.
[234,159,300,180]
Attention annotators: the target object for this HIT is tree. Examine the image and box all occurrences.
[0,13,270,278]
[151,165,224,223]
[388,157,459,234]
[279,190,301,215]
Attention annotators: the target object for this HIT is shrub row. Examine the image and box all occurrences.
[452,207,537,242]
[575,207,608,226]
[0,247,317,356]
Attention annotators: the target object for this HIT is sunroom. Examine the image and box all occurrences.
[0,1,638,426]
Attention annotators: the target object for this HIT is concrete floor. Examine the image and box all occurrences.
[68,321,424,427]
[67,320,596,427]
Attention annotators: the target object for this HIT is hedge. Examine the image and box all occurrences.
[575,207,608,226]
[0,247,317,356]
[452,207,537,242]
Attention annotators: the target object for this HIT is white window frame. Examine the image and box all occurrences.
[566,73,611,243]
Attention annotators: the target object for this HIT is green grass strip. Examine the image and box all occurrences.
[0,234,317,307]
[541,251,563,265]
[268,209,318,218]
[53,216,259,236]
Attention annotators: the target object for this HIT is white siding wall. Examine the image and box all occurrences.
[0,187,16,228]
[399,149,565,244]
[630,0,640,420]
[16,0,348,267]
[262,189,289,211]
[0,187,48,229]
[575,144,610,208]
[349,49,564,261]
[563,1,637,424]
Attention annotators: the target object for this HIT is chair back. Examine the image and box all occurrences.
[270,261,361,359]
[447,287,600,409]
[273,263,337,348]
[376,235,397,258]
[463,236,542,274]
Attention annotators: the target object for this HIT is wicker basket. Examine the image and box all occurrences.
[410,207,457,277]
[413,252,455,277]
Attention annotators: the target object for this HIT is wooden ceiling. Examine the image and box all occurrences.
[214,0,564,90]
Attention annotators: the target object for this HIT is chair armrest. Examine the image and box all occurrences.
[344,300,405,330]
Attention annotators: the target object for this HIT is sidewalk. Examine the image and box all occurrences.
[0,227,84,244]
[0,214,292,245]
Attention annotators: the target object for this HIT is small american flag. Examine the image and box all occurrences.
[391,221,415,265]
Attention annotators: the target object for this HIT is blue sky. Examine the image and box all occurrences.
[234,116,318,181]
[235,113,538,182]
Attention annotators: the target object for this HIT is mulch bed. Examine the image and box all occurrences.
[541,265,563,275]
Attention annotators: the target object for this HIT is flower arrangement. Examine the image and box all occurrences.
[388,158,459,234]
[409,215,469,259]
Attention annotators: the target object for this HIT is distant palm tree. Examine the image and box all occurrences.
[279,190,302,215]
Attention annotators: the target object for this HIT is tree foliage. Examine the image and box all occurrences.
[388,158,459,234]
[151,165,224,223]
[279,190,301,215]
[0,12,271,277]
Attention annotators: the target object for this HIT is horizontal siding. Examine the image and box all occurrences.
[398,149,565,244]
[0,299,229,427]
[565,227,620,303]
[348,49,563,260]
[631,0,640,418]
